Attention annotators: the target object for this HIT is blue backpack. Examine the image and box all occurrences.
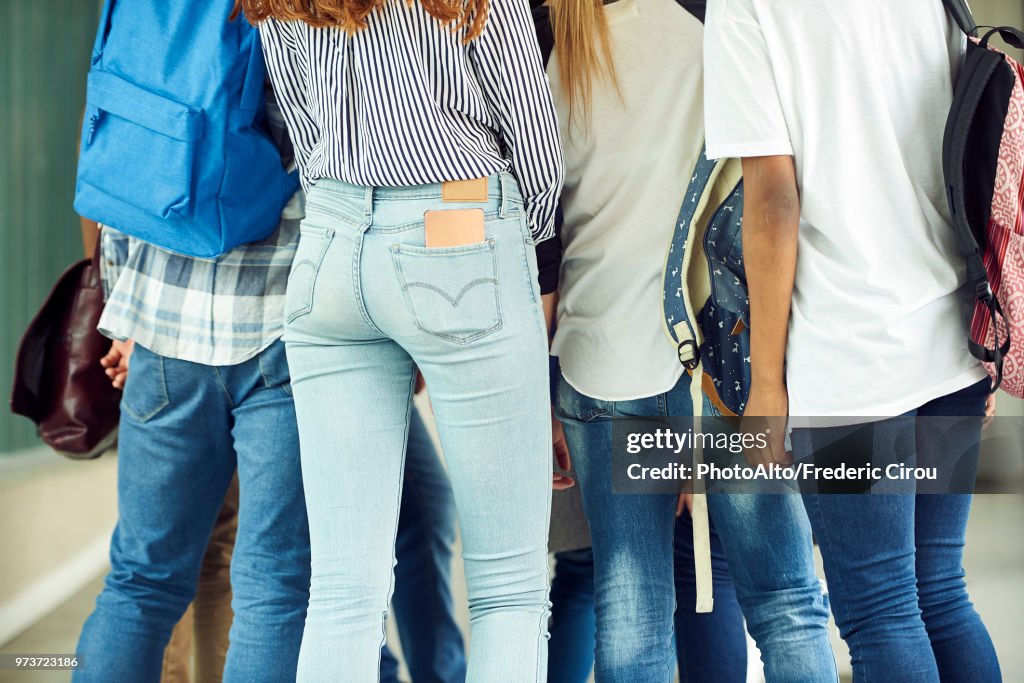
[74,0,300,258]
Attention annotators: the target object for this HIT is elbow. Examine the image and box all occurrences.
[742,156,801,229]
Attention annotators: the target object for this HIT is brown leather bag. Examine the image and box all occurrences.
[9,241,120,459]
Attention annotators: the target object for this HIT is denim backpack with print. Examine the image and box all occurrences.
[662,146,750,417]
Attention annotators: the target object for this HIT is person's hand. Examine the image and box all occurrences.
[983,391,996,431]
[741,382,791,467]
[552,410,575,490]
[676,492,693,517]
[100,339,134,390]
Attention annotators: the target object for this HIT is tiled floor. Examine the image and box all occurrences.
[2,495,1021,683]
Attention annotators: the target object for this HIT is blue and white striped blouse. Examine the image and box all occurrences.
[257,0,564,244]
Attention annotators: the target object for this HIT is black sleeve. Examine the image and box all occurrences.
[529,0,561,294]
[535,208,563,294]
[530,0,554,63]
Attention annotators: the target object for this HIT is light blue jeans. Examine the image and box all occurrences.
[382,407,467,683]
[284,173,553,682]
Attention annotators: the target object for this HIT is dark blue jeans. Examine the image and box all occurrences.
[793,378,1001,683]
[548,511,746,683]
[555,374,747,683]
[75,342,310,683]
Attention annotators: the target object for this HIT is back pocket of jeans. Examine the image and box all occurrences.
[285,226,333,323]
[391,240,502,344]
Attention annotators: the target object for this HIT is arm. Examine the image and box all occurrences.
[469,0,565,291]
[257,19,318,187]
[81,216,99,258]
[78,109,100,258]
[740,155,800,464]
[541,290,558,343]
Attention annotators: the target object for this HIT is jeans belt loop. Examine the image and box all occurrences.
[363,186,374,225]
[498,172,510,219]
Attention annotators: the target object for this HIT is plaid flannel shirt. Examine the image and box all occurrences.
[98,93,303,366]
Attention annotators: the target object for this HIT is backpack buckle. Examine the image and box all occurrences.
[678,339,701,371]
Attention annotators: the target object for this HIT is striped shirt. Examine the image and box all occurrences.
[257,0,564,243]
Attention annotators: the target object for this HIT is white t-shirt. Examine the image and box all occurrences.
[549,0,704,401]
[704,0,986,417]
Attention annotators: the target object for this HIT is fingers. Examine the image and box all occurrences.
[552,473,575,490]
[554,442,572,472]
[99,347,121,368]
[768,428,792,465]
[102,341,130,389]
[983,393,996,431]
[676,492,693,517]
[743,417,791,467]
[110,369,128,390]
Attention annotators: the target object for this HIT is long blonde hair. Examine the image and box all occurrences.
[550,0,621,127]
[234,0,489,41]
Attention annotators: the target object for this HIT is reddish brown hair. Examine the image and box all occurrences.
[234,0,489,41]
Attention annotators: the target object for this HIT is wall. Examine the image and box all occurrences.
[0,0,113,647]
[973,0,1024,62]
[0,0,100,454]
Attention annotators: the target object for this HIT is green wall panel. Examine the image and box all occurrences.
[1,1,100,453]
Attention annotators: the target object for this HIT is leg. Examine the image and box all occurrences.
[793,417,936,682]
[392,406,467,683]
[380,645,402,683]
[914,379,1000,681]
[193,475,239,683]
[222,341,311,682]
[74,347,236,683]
[672,510,747,683]
[706,493,836,683]
[802,492,937,682]
[417,341,552,683]
[286,337,416,683]
[547,548,597,683]
[162,607,193,683]
[556,378,677,683]
[914,495,1000,682]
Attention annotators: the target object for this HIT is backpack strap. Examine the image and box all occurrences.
[663,144,726,368]
[92,0,117,65]
[663,145,725,615]
[940,17,1014,387]
[941,0,977,38]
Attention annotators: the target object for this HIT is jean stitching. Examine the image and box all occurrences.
[123,351,171,422]
[286,230,333,325]
[390,240,503,345]
[376,368,418,680]
[352,228,385,335]
[211,366,235,409]
[807,494,854,674]
[517,222,540,306]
